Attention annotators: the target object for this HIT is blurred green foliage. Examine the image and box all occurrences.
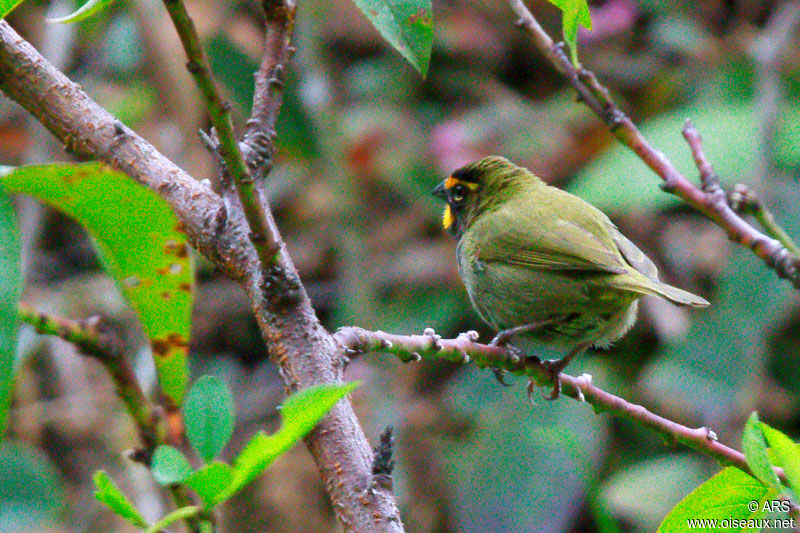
[0,442,64,531]
[0,186,20,435]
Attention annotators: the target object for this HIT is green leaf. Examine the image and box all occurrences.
[0,442,64,531]
[0,163,194,405]
[0,0,25,19]
[185,461,233,509]
[184,375,235,462]
[760,424,800,498]
[211,382,358,505]
[0,186,20,437]
[658,467,773,532]
[742,413,782,492]
[151,445,193,486]
[546,0,592,64]
[92,471,148,528]
[351,0,433,76]
[47,0,114,23]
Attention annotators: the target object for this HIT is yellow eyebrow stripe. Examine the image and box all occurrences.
[445,176,479,190]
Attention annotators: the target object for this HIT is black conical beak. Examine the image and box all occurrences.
[432,181,447,200]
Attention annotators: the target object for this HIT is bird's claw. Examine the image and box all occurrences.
[492,368,512,387]
[524,377,559,402]
[540,358,567,400]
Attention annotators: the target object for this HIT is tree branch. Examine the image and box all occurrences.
[17,302,203,531]
[505,0,800,289]
[17,301,155,448]
[161,0,282,268]
[334,327,787,484]
[0,20,402,532]
[729,184,800,258]
[241,0,296,183]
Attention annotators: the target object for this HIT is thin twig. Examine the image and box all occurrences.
[334,327,787,484]
[681,120,722,194]
[17,302,204,531]
[729,184,800,259]
[504,0,800,289]
[161,0,282,267]
[18,302,155,447]
[242,0,296,184]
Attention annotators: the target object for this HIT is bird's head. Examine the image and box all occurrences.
[432,156,537,239]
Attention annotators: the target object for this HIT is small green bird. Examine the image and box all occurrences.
[433,156,709,397]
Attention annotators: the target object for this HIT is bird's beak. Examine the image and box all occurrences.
[432,181,447,200]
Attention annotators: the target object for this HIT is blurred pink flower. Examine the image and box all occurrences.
[579,0,638,43]
[430,121,483,173]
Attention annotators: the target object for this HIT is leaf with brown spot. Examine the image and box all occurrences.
[0,163,194,404]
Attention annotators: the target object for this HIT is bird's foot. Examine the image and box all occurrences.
[524,358,567,401]
[529,341,592,401]
[490,344,526,387]
[541,358,569,400]
[492,368,511,386]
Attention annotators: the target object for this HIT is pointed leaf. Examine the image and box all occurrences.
[0,186,20,437]
[47,0,114,23]
[211,382,358,505]
[546,0,592,64]
[351,0,433,76]
[92,471,148,528]
[151,445,193,486]
[760,423,800,498]
[742,413,782,491]
[183,375,235,462]
[185,461,233,509]
[0,0,25,19]
[0,163,194,405]
[658,467,773,532]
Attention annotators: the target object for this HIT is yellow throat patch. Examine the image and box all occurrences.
[442,204,454,230]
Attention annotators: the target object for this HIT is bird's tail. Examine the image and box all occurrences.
[644,281,709,307]
[619,271,710,307]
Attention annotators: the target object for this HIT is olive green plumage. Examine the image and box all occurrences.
[433,156,708,365]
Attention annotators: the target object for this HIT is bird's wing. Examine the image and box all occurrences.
[608,225,660,280]
[473,203,629,274]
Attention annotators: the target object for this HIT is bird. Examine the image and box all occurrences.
[432,156,709,398]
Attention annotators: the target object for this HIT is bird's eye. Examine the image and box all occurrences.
[451,183,467,202]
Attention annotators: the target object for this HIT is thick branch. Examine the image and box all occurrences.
[0,20,402,531]
[161,0,282,267]
[334,327,787,484]
[505,0,800,289]
[0,22,229,269]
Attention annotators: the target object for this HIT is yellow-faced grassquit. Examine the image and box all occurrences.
[433,156,709,397]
